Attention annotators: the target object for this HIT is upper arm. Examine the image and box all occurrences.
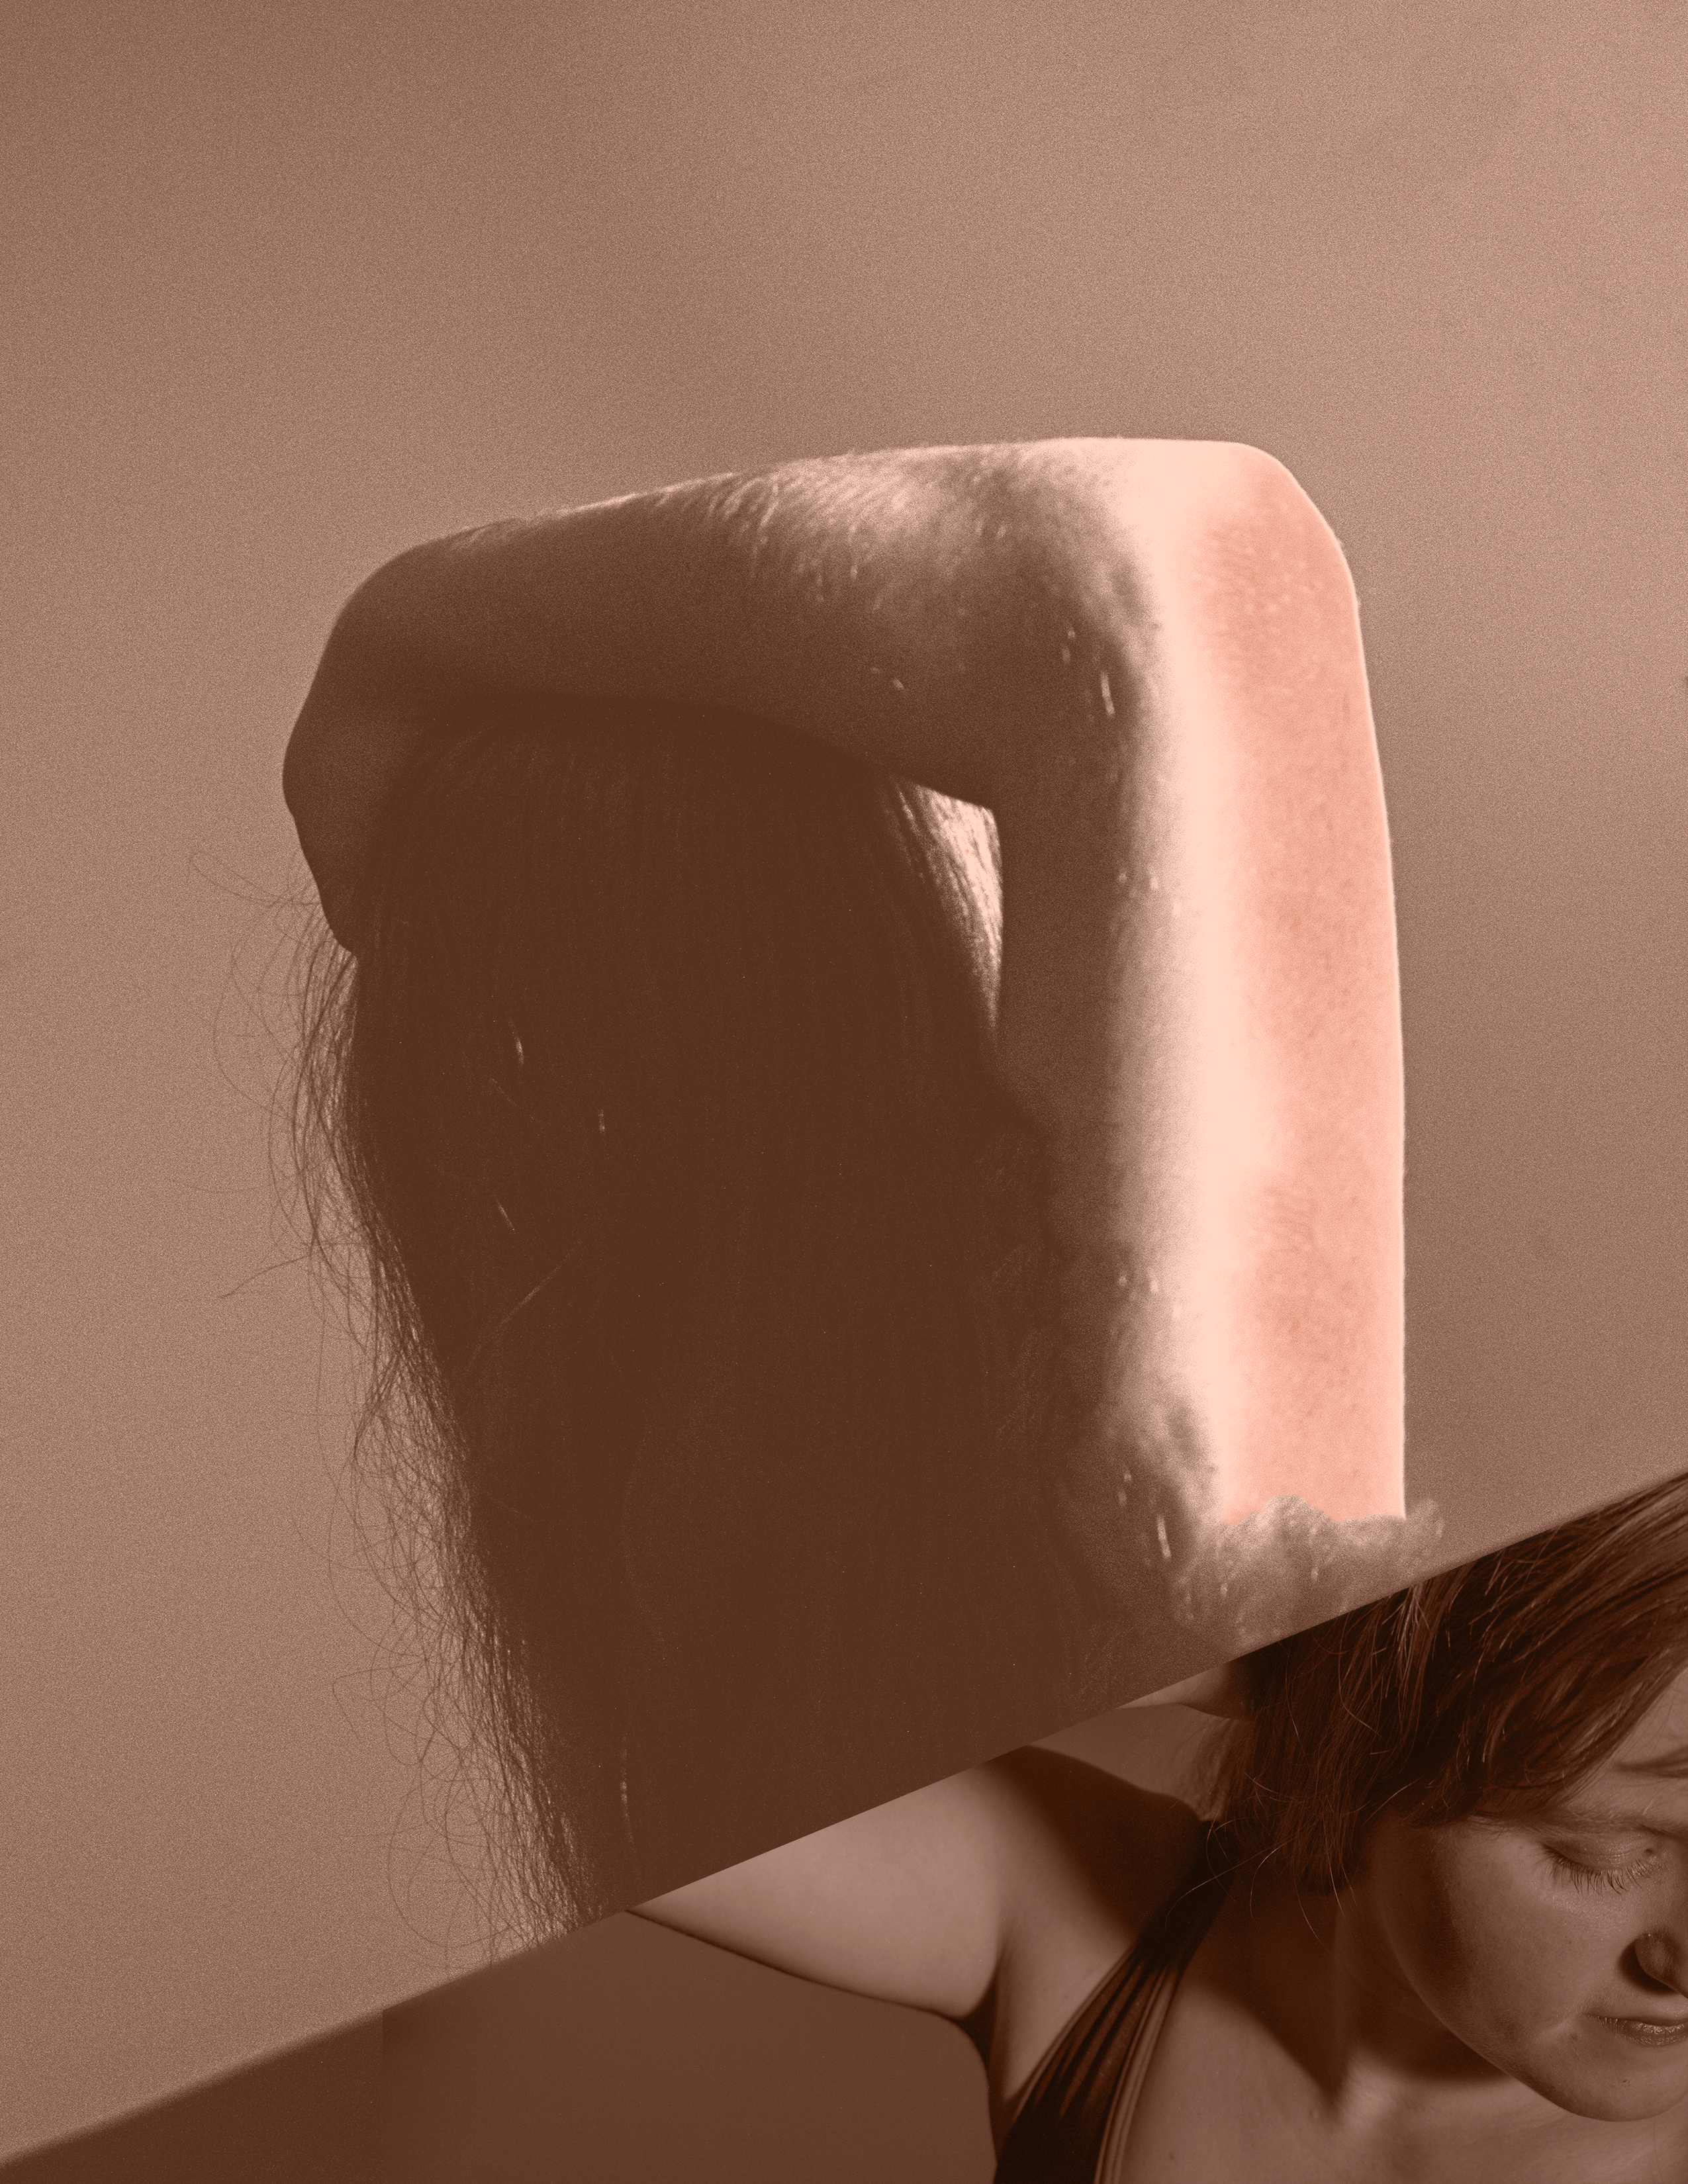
[631,1745,1192,2032]
[631,1764,1022,2023]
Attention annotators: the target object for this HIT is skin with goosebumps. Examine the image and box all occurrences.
[285,439,1416,1638]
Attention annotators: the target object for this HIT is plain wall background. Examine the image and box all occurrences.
[0,1705,1210,2182]
[3,0,1683,2157]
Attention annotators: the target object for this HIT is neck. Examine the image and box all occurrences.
[1188,1868,1685,2177]
[1235,1874,1546,2134]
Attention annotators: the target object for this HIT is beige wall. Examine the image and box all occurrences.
[3,0,1683,2156]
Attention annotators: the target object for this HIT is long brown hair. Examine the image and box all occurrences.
[288,702,1092,1930]
[1208,1471,1688,1895]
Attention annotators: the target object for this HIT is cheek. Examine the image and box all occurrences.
[1383,1834,1607,2041]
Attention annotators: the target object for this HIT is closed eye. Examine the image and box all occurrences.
[1546,1846,1659,1895]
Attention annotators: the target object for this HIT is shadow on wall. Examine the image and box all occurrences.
[0,1921,990,2184]
[383,1916,994,2184]
[0,2021,380,2184]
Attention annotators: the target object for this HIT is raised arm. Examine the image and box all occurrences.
[285,439,1147,891]
[632,1678,1227,2148]
[284,439,1406,1574]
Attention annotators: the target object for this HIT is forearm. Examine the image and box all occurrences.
[289,441,1136,831]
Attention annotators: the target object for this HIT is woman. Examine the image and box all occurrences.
[284,439,1432,1925]
[639,1472,1688,2179]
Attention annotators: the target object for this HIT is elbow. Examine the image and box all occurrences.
[1033,438,1352,596]
[1021,439,1365,730]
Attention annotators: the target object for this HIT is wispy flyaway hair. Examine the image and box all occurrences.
[289,703,1091,1931]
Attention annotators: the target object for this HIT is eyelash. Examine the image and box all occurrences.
[1547,1848,1658,1895]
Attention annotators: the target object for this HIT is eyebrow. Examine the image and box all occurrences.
[1613,1745,1688,1781]
[1542,1811,1688,1847]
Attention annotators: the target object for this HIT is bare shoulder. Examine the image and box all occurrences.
[982,1744,1205,1944]
[971,1746,1205,2136]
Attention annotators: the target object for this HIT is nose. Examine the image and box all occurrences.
[1632,1930,1687,1996]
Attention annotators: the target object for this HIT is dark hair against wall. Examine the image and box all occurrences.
[1208,1470,1688,1897]
[288,704,1094,1932]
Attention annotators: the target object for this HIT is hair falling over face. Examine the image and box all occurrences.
[1205,1471,1688,1894]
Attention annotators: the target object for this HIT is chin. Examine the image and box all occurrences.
[1515,2042,1688,2126]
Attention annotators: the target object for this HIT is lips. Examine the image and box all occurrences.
[1592,2013,1688,2049]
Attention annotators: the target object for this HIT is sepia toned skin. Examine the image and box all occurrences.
[285,439,1409,1616]
[1133,1666,1688,2179]
[640,1665,1688,2179]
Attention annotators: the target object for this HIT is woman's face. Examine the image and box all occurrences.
[1359,1664,1688,2123]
